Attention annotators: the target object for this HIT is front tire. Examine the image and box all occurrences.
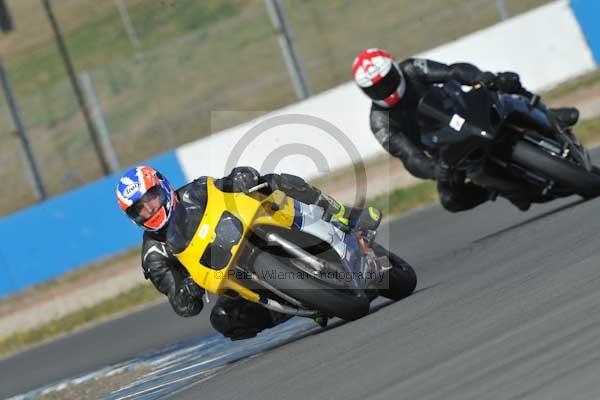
[511,140,600,198]
[252,251,370,321]
[371,242,417,301]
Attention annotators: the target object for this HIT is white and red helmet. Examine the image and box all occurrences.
[352,48,406,108]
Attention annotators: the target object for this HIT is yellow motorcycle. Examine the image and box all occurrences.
[167,178,417,321]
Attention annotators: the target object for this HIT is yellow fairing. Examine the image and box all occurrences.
[174,178,296,304]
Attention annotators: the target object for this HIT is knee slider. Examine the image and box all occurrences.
[209,300,272,339]
[439,192,463,213]
[209,304,236,336]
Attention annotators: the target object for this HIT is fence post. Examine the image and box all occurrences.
[80,71,120,173]
[0,53,47,200]
[495,0,509,21]
[265,0,311,100]
[42,0,112,176]
[114,0,141,50]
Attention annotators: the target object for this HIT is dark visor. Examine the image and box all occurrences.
[361,66,402,100]
[126,186,167,224]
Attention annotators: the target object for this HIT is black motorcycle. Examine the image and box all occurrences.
[417,81,600,206]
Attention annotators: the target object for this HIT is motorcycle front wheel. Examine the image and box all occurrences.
[251,251,370,321]
[511,140,600,198]
[370,242,417,301]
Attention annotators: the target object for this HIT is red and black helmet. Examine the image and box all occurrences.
[352,48,406,108]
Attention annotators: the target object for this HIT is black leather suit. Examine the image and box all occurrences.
[370,58,527,212]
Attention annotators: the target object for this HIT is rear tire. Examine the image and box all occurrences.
[252,251,370,321]
[511,140,600,198]
[371,242,417,301]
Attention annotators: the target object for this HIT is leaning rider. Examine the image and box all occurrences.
[352,48,580,212]
[116,165,381,340]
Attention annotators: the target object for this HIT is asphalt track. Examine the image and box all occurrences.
[3,154,600,398]
[171,195,600,400]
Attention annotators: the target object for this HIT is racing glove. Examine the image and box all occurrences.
[479,71,526,95]
[494,71,523,93]
[230,166,261,193]
[434,161,454,184]
[478,71,497,89]
[180,276,204,299]
[170,276,204,317]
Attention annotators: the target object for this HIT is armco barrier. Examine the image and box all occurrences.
[1,0,599,297]
[0,152,186,297]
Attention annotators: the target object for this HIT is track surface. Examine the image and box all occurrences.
[3,156,600,398]
[172,200,600,400]
[0,298,221,398]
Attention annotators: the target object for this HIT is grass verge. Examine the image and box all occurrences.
[543,69,600,101]
[0,247,141,317]
[0,284,161,358]
[2,114,600,359]
[575,117,600,145]
[369,181,438,218]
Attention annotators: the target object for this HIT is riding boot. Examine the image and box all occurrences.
[437,181,491,213]
[263,173,382,232]
[316,192,381,233]
[210,296,292,340]
[548,107,579,128]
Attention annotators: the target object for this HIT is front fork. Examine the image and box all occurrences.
[502,93,592,171]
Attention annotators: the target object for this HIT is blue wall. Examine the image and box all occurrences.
[570,0,600,65]
[0,151,186,297]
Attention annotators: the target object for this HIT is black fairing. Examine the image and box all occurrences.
[418,82,501,167]
[415,80,597,202]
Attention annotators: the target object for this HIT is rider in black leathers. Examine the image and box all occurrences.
[118,166,380,340]
[352,48,580,211]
